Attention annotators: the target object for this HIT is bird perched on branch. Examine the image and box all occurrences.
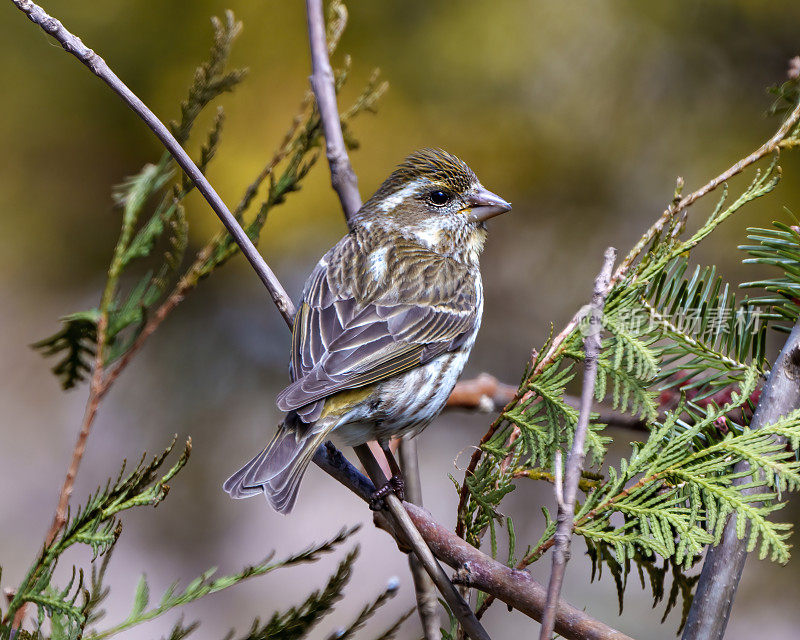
[224,148,511,513]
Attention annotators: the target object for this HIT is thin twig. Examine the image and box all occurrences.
[399,437,442,640]
[305,0,362,222]
[682,319,800,640]
[311,445,633,640]
[354,445,490,640]
[44,314,107,546]
[446,373,517,412]
[539,247,616,640]
[10,0,296,548]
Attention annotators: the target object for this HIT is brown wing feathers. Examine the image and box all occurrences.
[276,233,478,416]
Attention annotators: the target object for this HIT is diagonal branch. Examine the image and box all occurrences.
[354,445,489,640]
[682,319,800,640]
[305,0,362,222]
[312,444,634,640]
[10,1,296,328]
[539,247,616,640]
[399,437,442,640]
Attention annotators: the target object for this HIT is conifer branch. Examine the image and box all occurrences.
[539,247,617,640]
[305,0,362,222]
[456,90,800,541]
[682,319,800,640]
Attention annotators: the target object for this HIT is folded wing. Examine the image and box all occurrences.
[278,235,479,416]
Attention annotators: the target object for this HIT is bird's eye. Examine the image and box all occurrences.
[428,190,451,206]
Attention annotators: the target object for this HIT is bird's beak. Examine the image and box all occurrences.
[464,186,512,223]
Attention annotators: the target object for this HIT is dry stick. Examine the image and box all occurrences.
[305,0,362,223]
[539,247,617,640]
[354,445,490,640]
[45,315,108,546]
[11,0,297,547]
[447,375,648,431]
[446,373,517,412]
[682,319,800,640]
[399,437,442,640]
[312,444,633,640]
[456,95,800,543]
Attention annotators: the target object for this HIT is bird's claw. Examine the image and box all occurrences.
[369,474,405,510]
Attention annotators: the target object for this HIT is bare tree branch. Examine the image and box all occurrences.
[311,444,634,640]
[446,373,517,412]
[353,445,490,640]
[305,0,362,222]
[539,247,616,640]
[447,374,649,431]
[682,319,800,640]
[399,437,442,640]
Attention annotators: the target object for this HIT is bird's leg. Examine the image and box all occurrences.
[369,439,406,509]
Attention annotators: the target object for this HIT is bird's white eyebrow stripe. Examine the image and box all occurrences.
[377,179,424,212]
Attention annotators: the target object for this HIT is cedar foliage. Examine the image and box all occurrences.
[455,72,800,632]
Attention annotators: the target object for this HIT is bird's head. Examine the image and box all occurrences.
[355,148,511,262]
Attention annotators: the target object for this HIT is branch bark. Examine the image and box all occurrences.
[305,0,362,222]
[539,247,616,640]
[682,319,800,640]
[354,445,490,640]
[447,374,649,431]
[312,444,634,640]
[399,437,442,640]
[446,373,517,412]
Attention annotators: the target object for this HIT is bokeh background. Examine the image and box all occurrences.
[2,1,800,638]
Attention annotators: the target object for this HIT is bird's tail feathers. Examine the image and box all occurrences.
[223,418,335,514]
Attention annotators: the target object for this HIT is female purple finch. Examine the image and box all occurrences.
[224,148,511,512]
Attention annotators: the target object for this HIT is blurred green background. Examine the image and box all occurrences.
[2,1,800,638]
